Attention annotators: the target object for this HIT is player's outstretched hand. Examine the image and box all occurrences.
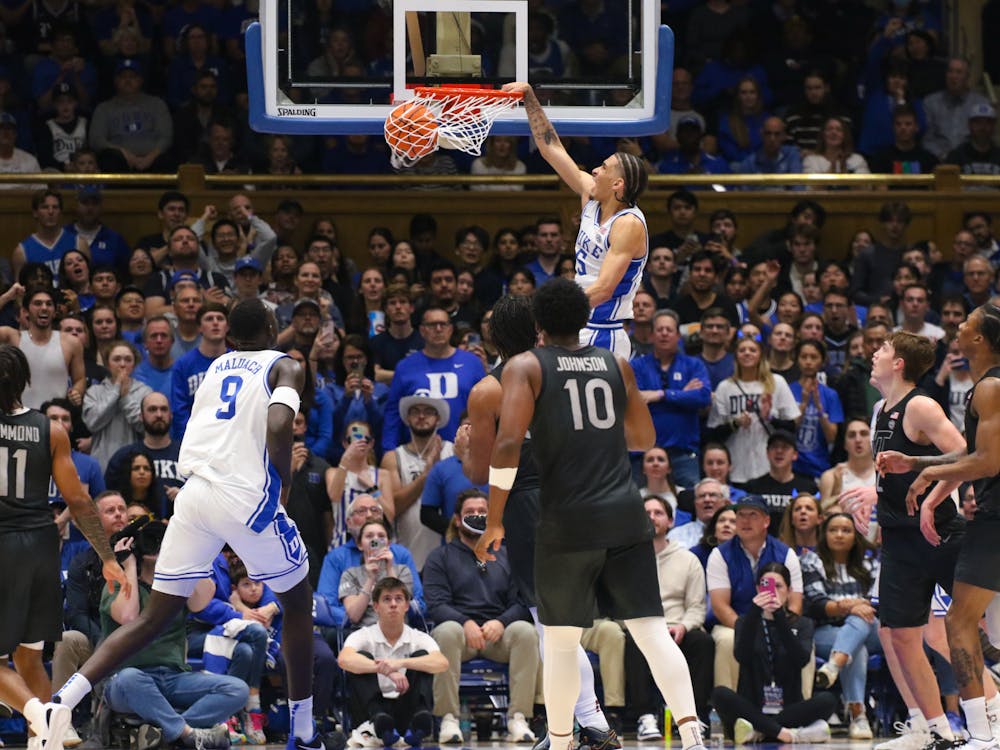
[475,523,505,564]
[501,81,532,96]
[103,559,131,598]
[920,501,941,546]
[875,450,915,476]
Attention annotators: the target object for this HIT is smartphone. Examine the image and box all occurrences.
[369,537,384,551]
[953,356,970,370]
[466,332,481,347]
[293,434,305,443]
[759,577,777,598]
[321,319,335,341]
[349,424,369,443]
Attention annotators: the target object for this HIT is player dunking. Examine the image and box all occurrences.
[50,299,327,750]
[457,294,620,750]
[879,305,1000,750]
[477,279,704,750]
[0,345,126,750]
[502,81,648,359]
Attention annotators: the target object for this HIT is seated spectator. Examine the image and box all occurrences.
[68,187,131,276]
[144,229,231,318]
[784,71,852,155]
[321,135,392,179]
[316,494,426,628]
[868,104,939,174]
[669,478,731,549]
[173,71,234,166]
[197,119,251,177]
[632,309,711,487]
[707,337,800,484]
[91,1,154,59]
[858,61,926,157]
[674,253,741,333]
[800,513,881,739]
[788,340,844,477]
[112,448,168,520]
[710,562,835,744]
[285,409,335,588]
[718,77,771,164]
[945,103,1000,175]
[82,339,153,469]
[0,112,41,186]
[101,521,246,750]
[89,58,172,173]
[470,136,526,190]
[639,447,690,525]
[652,68,707,154]
[923,58,991,160]
[690,30,767,114]
[36,83,87,170]
[167,23,231,109]
[421,421,486,541]
[776,494,823,555]
[896,282,945,341]
[626,496,713,738]
[742,430,819,528]
[258,135,302,181]
[706,495,804,691]
[690,505,738,568]
[733,117,802,178]
[423,490,539,744]
[656,117,731,178]
[802,117,870,174]
[31,25,97,114]
[684,2,750,71]
[338,577,447,747]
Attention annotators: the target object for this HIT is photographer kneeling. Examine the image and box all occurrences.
[100,519,249,749]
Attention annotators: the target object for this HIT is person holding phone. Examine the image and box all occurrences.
[710,562,837,745]
[339,518,414,630]
[327,419,394,547]
[929,336,974,433]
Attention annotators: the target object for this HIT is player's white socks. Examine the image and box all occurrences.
[909,708,929,731]
[927,714,955,740]
[962,697,992,741]
[54,673,91,711]
[530,608,610,732]
[986,693,1000,722]
[289,697,314,742]
[541,625,584,739]
[625,616,698,726]
[22,698,45,736]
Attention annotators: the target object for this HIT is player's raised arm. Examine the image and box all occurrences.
[267,355,306,500]
[478,352,541,562]
[51,419,128,594]
[502,81,594,201]
[617,353,656,452]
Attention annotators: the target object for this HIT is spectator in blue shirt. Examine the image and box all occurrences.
[632,309,712,487]
[169,302,229,441]
[657,117,731,180]
[787,340,843,478]
[381,307,485,452]
[732,117,803,179]
[421,414,487,538]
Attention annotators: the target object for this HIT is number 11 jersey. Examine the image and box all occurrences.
[178,349,289,532]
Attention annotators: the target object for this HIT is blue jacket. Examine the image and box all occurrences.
[316,539,426,627]
[719,535,791,617]
[733,145,804,178]
[170,347,223,441]
[631,353,711,453]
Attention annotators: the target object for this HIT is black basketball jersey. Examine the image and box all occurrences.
[965,366,1000,520]
[0,409,54,532]
[873,388,956,529]
[490,362,539,493]
[529,345,652,551]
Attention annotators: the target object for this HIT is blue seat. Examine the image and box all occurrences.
[460,658,510,740]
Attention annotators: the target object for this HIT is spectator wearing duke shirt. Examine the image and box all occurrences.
[381,306,485,452]
[169,302,229,440]
[632,309,711,488]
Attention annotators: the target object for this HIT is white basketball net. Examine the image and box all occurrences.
[385,87,522,169]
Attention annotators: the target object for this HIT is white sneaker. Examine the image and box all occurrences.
[40,702,72,750]
[636,714,662,741]
[348,721,382,748]
[876,721,933,750]
[849,715,874,740]
[438,714,463,744]
[790,719,830,744]
[961,739,1000,750]
[507,712,536,743]
[27,737,41,750]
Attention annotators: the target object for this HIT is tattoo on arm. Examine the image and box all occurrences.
[74,501,115,562]
[914,449,966,470]
[523,89,561,150]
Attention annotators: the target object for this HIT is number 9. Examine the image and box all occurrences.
[216,375,243,419]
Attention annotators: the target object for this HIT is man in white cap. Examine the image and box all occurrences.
[945,103,1000,175]
[380,395,452,569]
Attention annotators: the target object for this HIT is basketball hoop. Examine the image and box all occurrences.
[384,86,523,169]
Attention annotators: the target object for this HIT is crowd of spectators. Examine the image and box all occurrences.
[0,0,998,182]
[6,175,1000,745]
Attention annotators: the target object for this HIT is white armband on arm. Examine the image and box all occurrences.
[489,466,517,490]
[269,385,301,414]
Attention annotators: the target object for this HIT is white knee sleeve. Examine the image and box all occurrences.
[542,625,584,738]
[626,616,698,721]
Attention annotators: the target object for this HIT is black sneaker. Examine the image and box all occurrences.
[578,726,621,750]
[920,732,964,750]
[321,730,346,750]
[285,733,325,750]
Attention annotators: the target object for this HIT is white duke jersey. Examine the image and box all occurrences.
[574,199,648,324]
[179,349,289,533]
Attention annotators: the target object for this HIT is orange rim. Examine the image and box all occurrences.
[414,86,523,101]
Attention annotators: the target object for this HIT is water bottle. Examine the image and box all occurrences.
[459,700,472,739]
[709,708,723,747]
